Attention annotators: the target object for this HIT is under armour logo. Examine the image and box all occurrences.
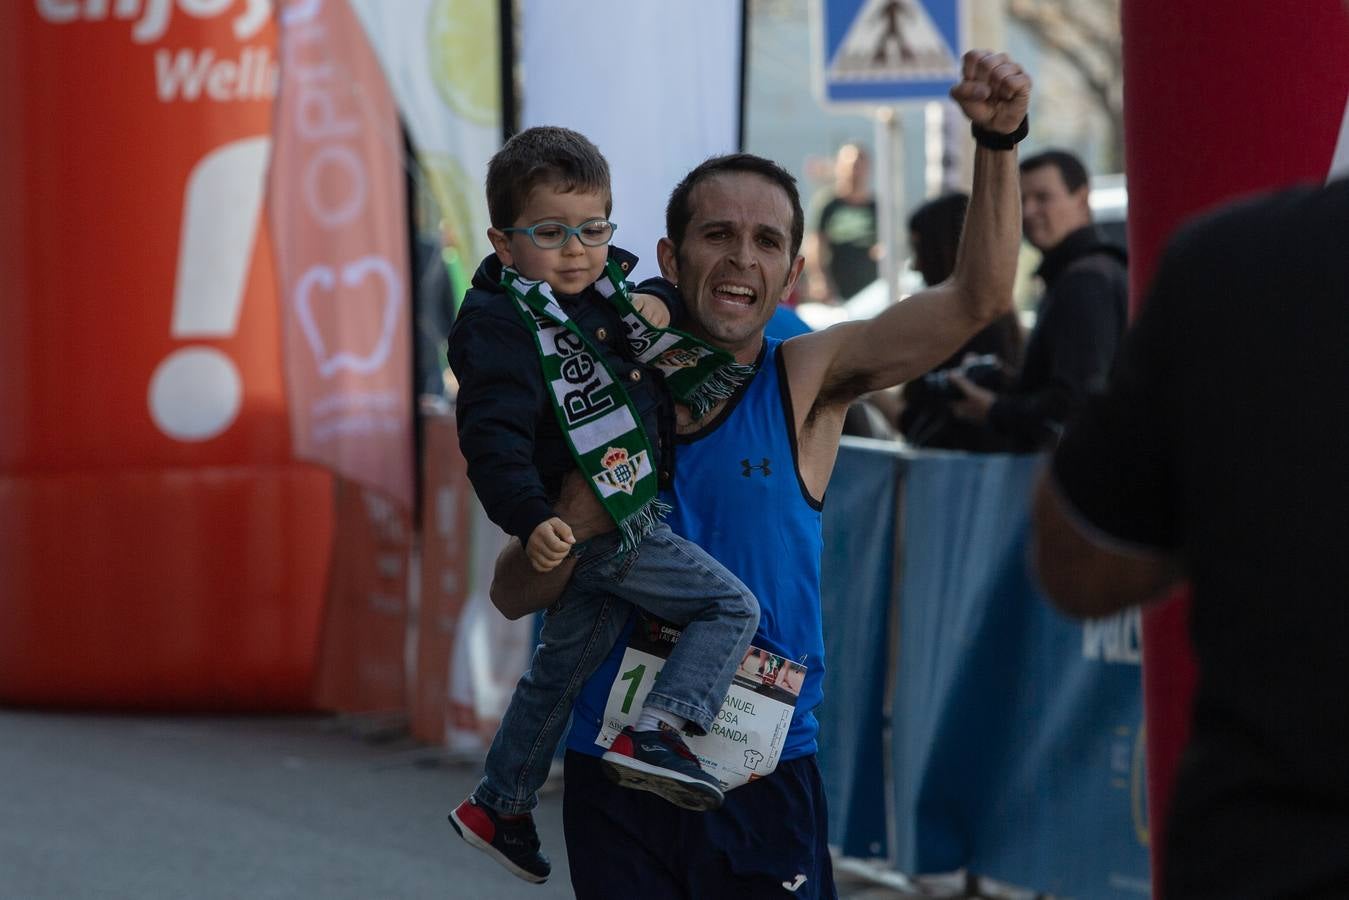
[741,457,771,477]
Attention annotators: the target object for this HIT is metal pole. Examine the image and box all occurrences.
[873,107,904,304]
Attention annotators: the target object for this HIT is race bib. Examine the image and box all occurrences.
[596,613,806,791]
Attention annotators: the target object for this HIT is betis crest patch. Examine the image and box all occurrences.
[657,346,713,369]
[593,446,650,496]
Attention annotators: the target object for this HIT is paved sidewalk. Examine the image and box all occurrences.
[0,711,569,900]
[0,711,1023,899]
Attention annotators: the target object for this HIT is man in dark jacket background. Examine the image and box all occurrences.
[949,148,1127,450]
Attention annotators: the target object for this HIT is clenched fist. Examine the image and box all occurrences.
[950,50,1031,135]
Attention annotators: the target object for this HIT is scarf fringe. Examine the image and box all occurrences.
[681,362,756,419]
[618,497,672,552]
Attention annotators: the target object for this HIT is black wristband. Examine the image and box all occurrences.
[972,115,1029,151]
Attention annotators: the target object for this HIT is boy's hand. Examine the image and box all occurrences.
[631,292,671,328]
[527,517,576,572]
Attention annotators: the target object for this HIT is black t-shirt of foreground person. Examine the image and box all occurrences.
[1034,177,1349,899]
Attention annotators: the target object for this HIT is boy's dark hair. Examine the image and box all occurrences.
[1019,148,1090,194]
[665,153,805,258]
[485,126,611,228]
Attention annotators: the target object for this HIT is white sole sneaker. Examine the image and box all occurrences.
[448,805,549,884]
[599,751,725,811]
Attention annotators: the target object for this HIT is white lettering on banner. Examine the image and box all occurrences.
[38,0,278,105]
[1082,608,1143,664]
[154,45,277,102]
[361,488,406,542]
[311,414,401,442]
[36,0,79,23]
[278,0,319,27]
[1107,874,1152,895]
[297,84,359,140]
[303,145,367,226]
[35,0,271,44]
[310,388,399,417]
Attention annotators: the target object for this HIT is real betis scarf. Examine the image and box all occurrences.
[503,260,754,550]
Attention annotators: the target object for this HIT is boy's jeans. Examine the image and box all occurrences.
[474,521,759,815]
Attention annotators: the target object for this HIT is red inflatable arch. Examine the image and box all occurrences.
[0,4,333,709]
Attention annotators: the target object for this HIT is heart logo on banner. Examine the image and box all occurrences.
[293,255,402,378]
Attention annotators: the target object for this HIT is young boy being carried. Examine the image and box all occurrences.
[445,126,760,884]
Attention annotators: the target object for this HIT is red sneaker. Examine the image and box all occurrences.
[448,796,550,884]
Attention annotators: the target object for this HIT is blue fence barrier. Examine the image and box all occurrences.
[818,441,1150,898]
[817,439,905,860]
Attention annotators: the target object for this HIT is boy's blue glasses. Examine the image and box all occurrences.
[502,218,617,249]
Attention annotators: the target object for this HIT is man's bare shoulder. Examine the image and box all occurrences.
[776,322,870,416]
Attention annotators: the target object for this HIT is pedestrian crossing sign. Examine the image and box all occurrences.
[814,0,966,106]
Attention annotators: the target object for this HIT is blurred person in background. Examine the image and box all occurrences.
[438,217,470,314]
[765,300,814,340]
[949,148,1127,450]
[897,192,1023,450]
[803,142,880,304]
[413,226,456,400]
[1033,168,1349,899]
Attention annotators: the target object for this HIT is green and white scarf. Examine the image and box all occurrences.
[503,260,753,549]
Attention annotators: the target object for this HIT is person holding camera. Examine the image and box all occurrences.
[897,192,1023,450]
[949,149,1126,451]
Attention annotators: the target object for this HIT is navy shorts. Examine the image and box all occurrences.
[563,750,838,899]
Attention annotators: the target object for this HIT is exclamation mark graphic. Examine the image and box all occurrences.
[149,135,271,442]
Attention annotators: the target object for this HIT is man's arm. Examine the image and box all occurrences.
[491,542,575,620]
[1032,470,1184,618]
[1031,199,1203,621]
[783,51,1030,423]
[489,470,613,620]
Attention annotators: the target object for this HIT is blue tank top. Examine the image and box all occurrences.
[566,338,826,760]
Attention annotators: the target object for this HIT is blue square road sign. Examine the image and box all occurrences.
[816,0,966,106]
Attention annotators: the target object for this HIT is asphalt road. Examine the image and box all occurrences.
[0,711,571,900]
[0,711,982,899]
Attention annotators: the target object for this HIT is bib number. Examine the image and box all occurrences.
[596,614,805,791]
